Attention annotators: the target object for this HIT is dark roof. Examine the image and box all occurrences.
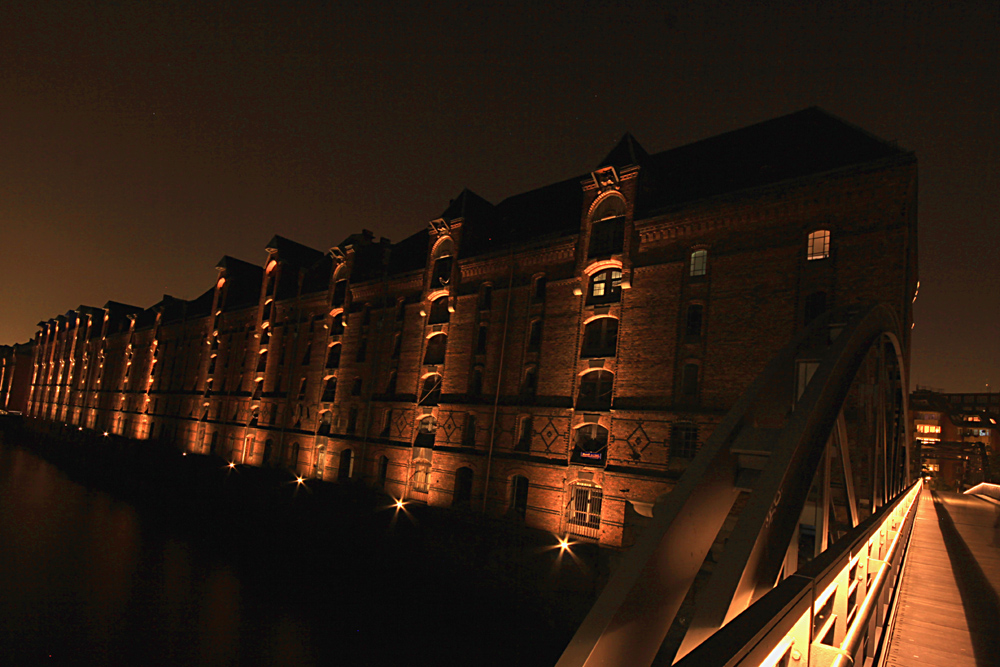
[185,287,215,319]
[265,235,326,268]
[216,256,264,310]
[634,107,910,217]
[387,228,430,276]
[301,255,334,295]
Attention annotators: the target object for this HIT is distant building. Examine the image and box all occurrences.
[21,108,918,547]
[0,342,34,414]
[911,388,998,489]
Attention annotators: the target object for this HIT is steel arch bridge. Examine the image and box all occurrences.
[557,302,915,667]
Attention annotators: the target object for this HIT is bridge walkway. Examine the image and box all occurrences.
[885,490,1000,667]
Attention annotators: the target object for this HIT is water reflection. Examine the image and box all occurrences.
[0,441,308,666]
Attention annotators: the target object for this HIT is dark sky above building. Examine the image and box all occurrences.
[1,0,997,392]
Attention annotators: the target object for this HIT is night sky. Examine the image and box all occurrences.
[1,1,996,393]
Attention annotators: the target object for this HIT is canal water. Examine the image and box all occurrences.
[0,434,581,666]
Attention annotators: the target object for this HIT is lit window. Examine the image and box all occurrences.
[415,416,437,447]
[567,483,603,538]
[413,460,431,493]
[807,230,830,260]
[588,269,623,305]
[690,250,708,277]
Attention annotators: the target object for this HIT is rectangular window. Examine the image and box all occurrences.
[567,485,602,539]
[690,250,708,277]
[413,461,431,493]
[685,304,703,340]
[671,425,699,459]
[807,230,830,260]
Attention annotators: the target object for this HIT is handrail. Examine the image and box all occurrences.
[673,479,921,667]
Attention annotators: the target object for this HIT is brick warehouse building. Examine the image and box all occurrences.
[21,108,917,547]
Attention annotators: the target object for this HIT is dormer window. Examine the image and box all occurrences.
[433,256,453,286]
[587,269,623,305]
[588,196,626,258]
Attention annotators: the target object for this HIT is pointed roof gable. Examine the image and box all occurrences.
[598,132,649,170]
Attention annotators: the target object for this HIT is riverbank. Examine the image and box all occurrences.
[0,415,605,666]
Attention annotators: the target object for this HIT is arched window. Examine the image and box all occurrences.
[581,317,618,358]
[346,407,358,434]
[415,415,437,447]
[377,455,390,486]
[210,431,219,455]
[454,467,473,507]
[385,370,398,396]
[689,249,708,277]
[532,276,547,302]
[289,442,300,471]
[476,325,488,354]
[527,320,542,351]
[322,378,337,402]
[571,424,609,466]
[420,374,442,405]
[807,230,830,260]
[521,366,538,398]
[423,334,447,365]
[588,196,626,257]
[338,449,354,481]
[252,379,263,400]
[577,370,614,410]
[428,296,450,324]
[332,279,348,307]
[804,291,827,325]
[330,313,345,335]
[318,411,332,436]
[381,408,393,437]
[256,351,268,374]
[510,475,529,519]
[325,344,341,369]
[391,332,402,358]
[432,256,453,286]
[263,438,274,465]
[297,377,307,400]
[587,269,623,305]
[685,304,704,341]
[478,283,492,310]
[462,413,477,447]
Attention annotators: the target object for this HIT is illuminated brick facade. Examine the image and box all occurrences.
[21,109,918,547]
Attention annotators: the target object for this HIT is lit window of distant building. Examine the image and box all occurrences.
[807,230,830,260]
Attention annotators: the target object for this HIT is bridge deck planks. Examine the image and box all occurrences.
[884,489,1000,667]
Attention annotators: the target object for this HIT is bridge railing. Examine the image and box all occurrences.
[965,482,1000,502]
[674,480,921,667]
